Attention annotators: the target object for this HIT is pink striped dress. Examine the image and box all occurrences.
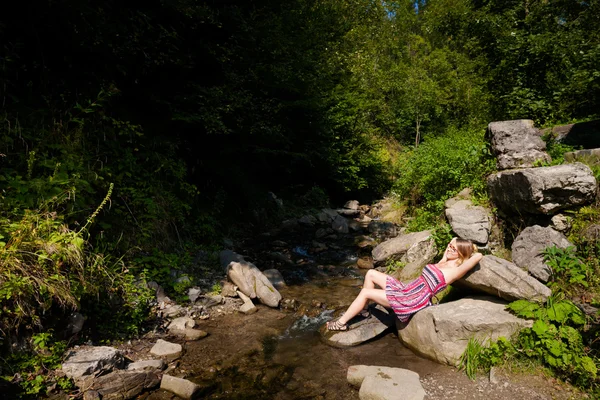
[385,264,447,323]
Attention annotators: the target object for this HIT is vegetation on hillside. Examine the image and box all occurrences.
[1,0,600,396]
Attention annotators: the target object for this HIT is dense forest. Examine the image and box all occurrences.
[2,0,600,396]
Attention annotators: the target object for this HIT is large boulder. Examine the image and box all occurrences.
[86,370,160,400]
[372,231,436,280]
[398,296,532,366]
[487,163,596,215]
[347,365,425,400]
[320,306,395,348]
[62,347,125,385]
[372,230,432,264]
[224,252,282,308]
[456,255,551,302]
[487,119,551,170]
[444,199,492,244]
[512,225,574,282]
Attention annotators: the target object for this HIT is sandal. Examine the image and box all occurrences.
[326,319,348,331]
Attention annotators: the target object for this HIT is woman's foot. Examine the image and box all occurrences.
[326,319,348,331]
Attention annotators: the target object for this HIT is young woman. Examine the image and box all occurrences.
[326,237,482,331]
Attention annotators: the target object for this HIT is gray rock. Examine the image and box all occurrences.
[488,163,596,215]
[344,200,360,210]
[445,199,492,244]
[321,208,339,219]
[393,237,437,281]
[298,214,318,226]
[565,148,600,163]
[457,255,551,302]
[167,317,195,332]
[551,214,571,233]
[66,312,86,335]
[181,328,208,341]
[62,347,124,384]
[187,287,202,303]
[337,208,361,217]
[398,296,532,366]
[487,119,551,170]
[347,365,425,400]
[320,305,395,348]
[127,359,166,372]
[332,214,349,233]
[237,290,258,314]
[88,371,160,400]
[372,230,432,265]
[220,281,238,297]
[512,225,574,282]
[160,375,201,400]
[263,269,286,289]
[367,221,397,237]
[160,305,185,318]
[149,339,182,360]
[226,257,282,307]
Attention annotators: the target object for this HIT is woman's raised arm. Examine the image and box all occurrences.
[445,252,483,284]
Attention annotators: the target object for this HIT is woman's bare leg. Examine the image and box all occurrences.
[336,288,390,325]
[363,269,388,289]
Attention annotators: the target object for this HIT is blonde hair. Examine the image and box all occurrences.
[455,238,478,264]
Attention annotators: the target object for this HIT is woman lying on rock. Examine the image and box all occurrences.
[326,238,482,331]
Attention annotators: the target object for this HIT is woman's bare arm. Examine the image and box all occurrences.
[445,253,483,284]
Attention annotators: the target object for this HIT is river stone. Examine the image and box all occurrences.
[87,370,160,400]
[237,290,258,314]
[62,346,125,384]
[445,199,492,244]
[368,220,397,237]
[332,214,349,233]
[263,269,286,289]
[512,225,574,282]
[372,230,432,264]
[344,200,360,210]
[226,256,282,307]
[487,119,551,170]
[298,214,318,226]
[168,317,195,332]
[150,339,182,360]
[456,255,551,302]
[161,375,201,400]
[398,296,532,366]
[487,163,597,215]
[320,305,395,348]
[127,359,166,372]
[393,237,437,281]
[356,257,374,269]
[347,365,425,400]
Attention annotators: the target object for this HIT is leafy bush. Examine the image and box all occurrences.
[460,337,516,379]
[543,246,590,290]
[393,126,495,228]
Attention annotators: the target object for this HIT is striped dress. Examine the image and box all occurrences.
[385,264,447,323]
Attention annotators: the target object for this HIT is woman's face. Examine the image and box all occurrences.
[445,239,459,260]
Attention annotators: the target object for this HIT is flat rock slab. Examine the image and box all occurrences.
[161,375,201,400]
[347,365,425,400]
[150,339,182,360]
[457,255,551,302]
[320,305,395,348]
[398,296,532,366]
[512,225,574,282]
[487,162,596,215]
[445,199,492,244]
[487,119,551,170]
[127,359,166,372]
[88,370,160,400]
[372,230,432,264]
[62,346,124,384]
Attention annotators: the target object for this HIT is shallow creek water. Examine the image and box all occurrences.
[150,272,450,399]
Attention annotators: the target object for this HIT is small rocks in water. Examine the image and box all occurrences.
[160,375,201,400]
[281,299,299,311]
[150,339,182,360]
[127,359,166,372]
[187,287,202,304]
[356,257,374,269]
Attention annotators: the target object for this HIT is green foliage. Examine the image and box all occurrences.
[543,246,590,291]
[506,299,596,387]
[394,126,495,230]
[384,259,405,276]
[1,332,72,396]
[460,337,516,379]
[431,222,454,257]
